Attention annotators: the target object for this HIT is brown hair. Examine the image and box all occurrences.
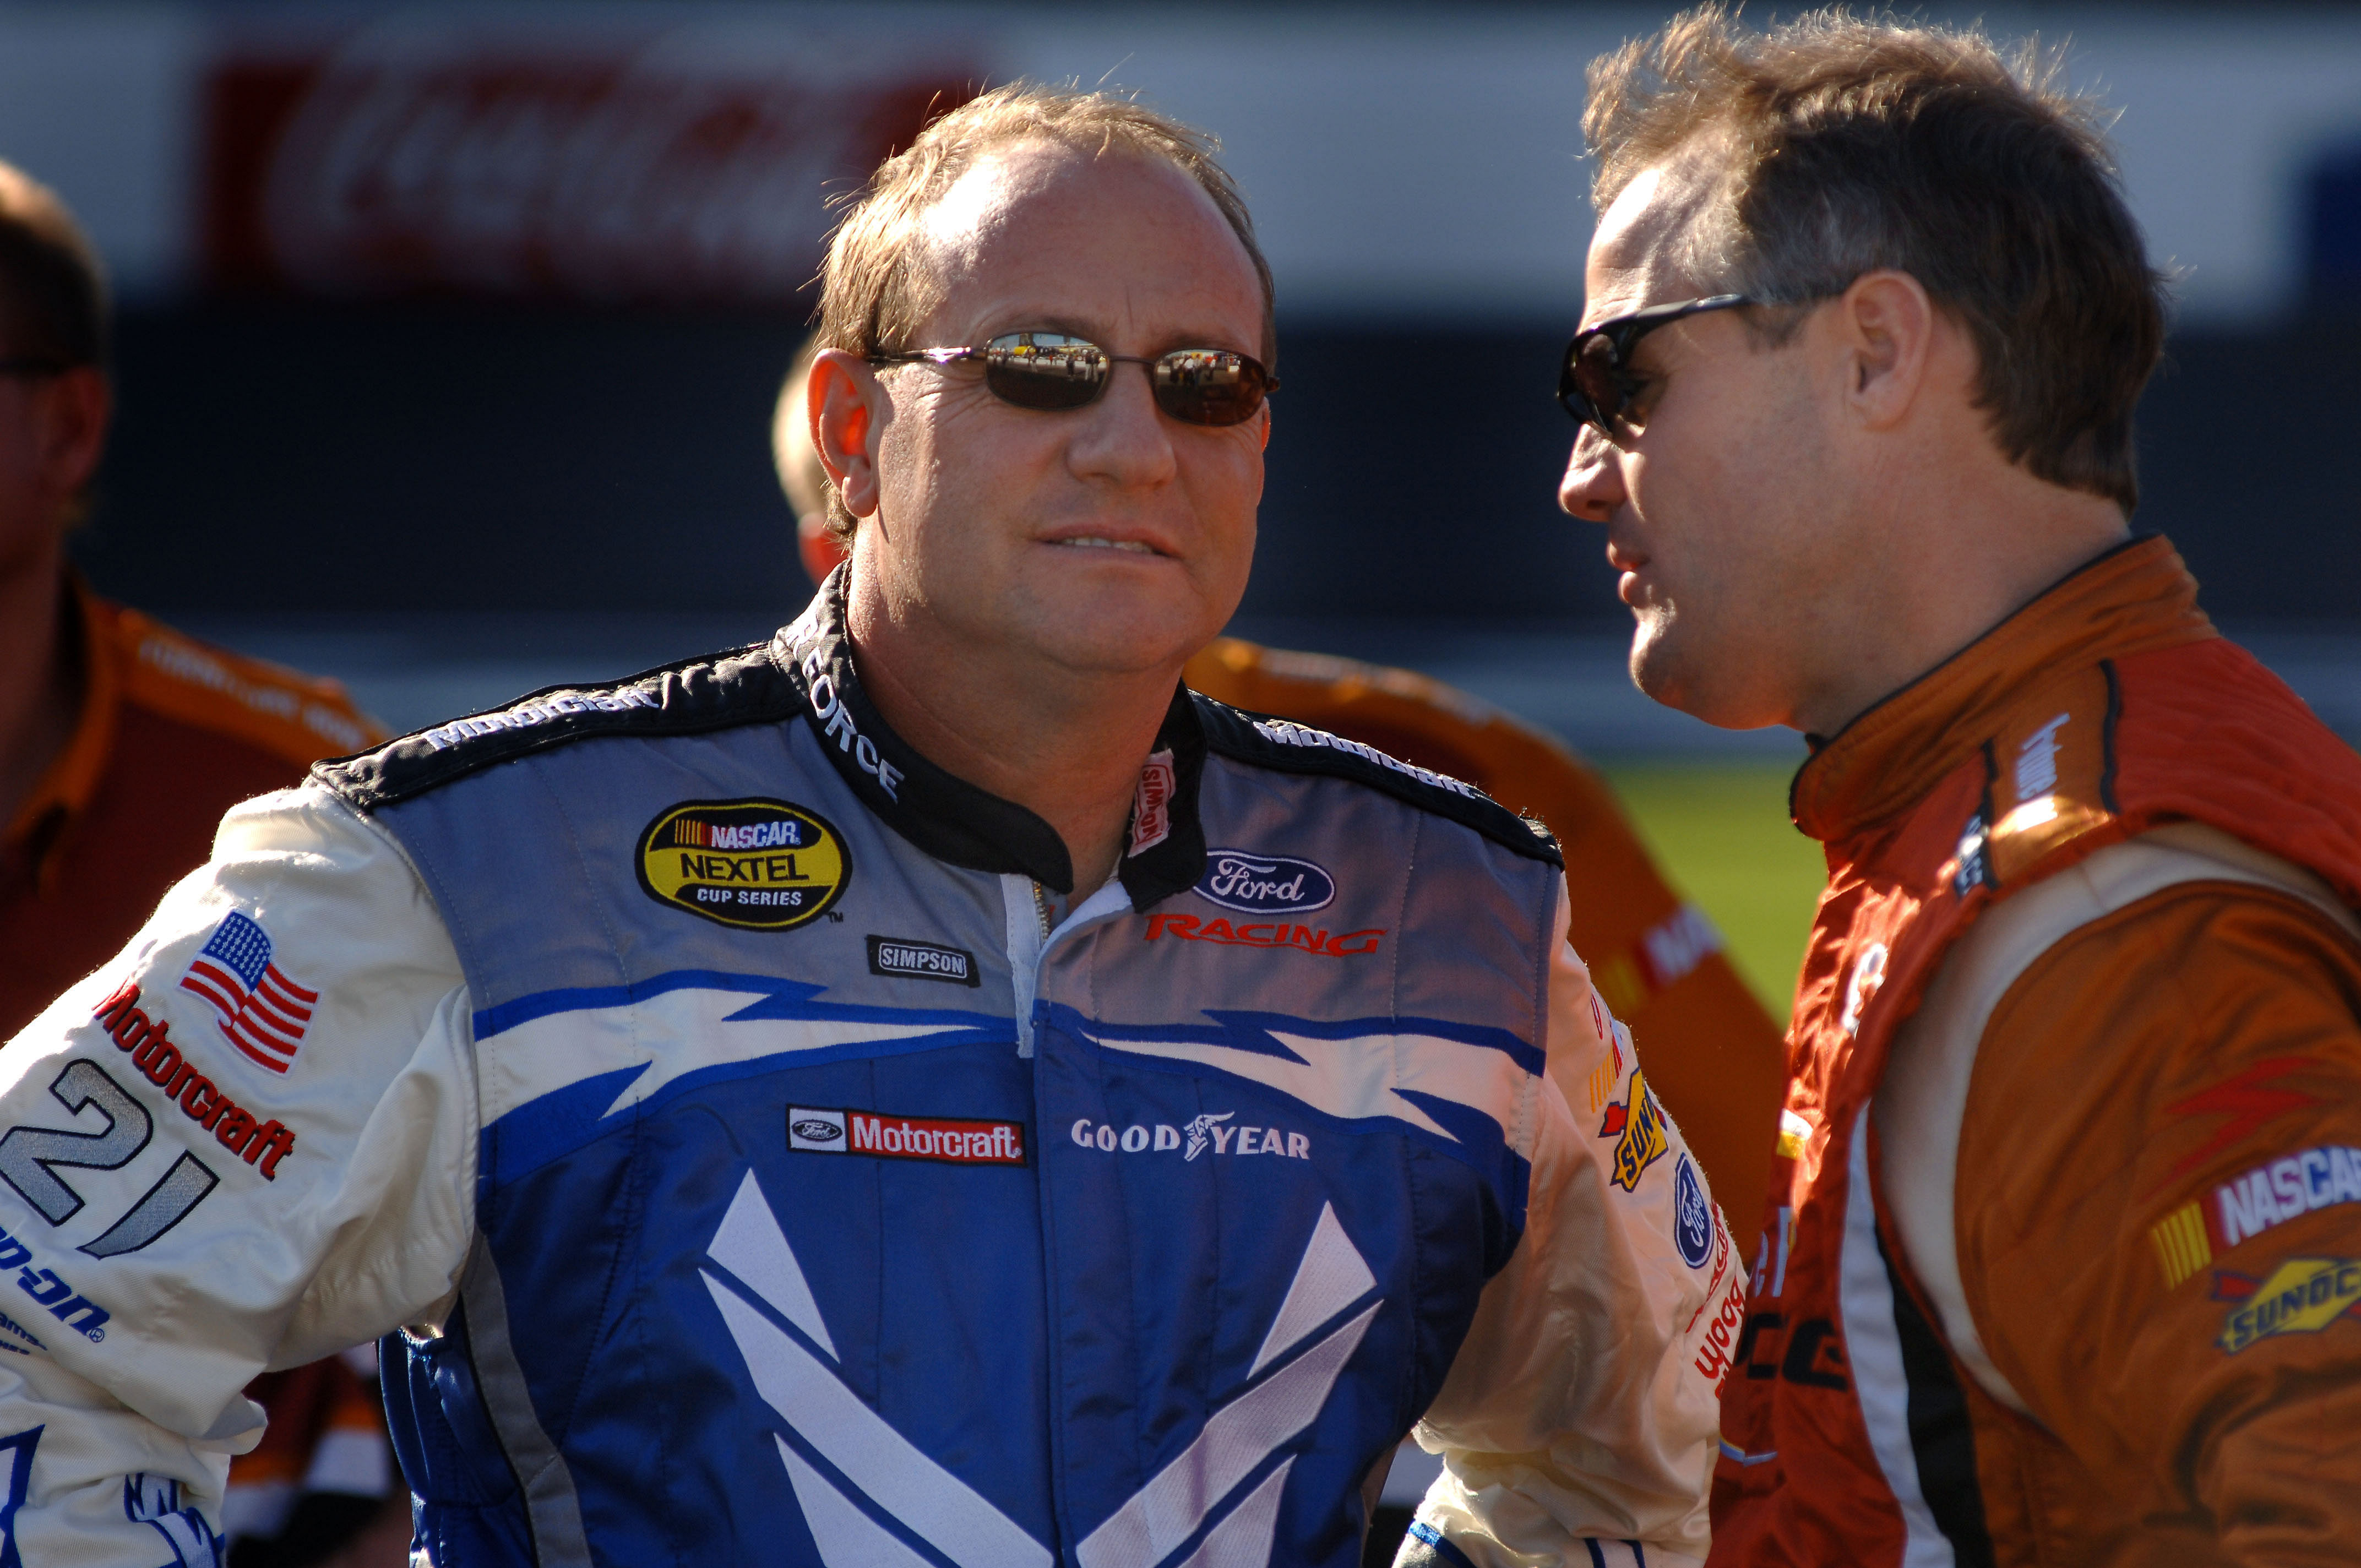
[810,82,1275,542]
[0,162,106,371]
[1585,7,2166,511]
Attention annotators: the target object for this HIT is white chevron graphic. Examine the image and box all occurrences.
[481,990,957,1124]
[705,1173,1380,1568]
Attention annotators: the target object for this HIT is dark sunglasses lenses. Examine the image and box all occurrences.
[1559,331,1628,431]
[1150,349,1269,427]
[980,333,1270,426]
[982,334,1109,410]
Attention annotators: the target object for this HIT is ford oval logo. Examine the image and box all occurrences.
[1195,850,1335,914]
[792,1119,844,1144]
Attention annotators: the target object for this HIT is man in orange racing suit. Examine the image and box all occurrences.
[1559,9,2361,1562]
[0,161,402,1567]
[773,341,1787,1235]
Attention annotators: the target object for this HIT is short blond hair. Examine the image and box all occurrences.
[810,83,1275,542]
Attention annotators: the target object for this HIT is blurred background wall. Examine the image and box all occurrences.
[14,0,2361,995]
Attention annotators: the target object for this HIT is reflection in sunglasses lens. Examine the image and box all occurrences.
[984,333,1109,410]
[976,333,1270,426]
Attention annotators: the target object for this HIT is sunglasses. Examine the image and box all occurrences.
[1557,293,1753,438]
[869,331,1277,428]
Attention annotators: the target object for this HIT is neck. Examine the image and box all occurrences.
[844,577,1177,897]
[1790,469,2131,738]
[0,539,77,835]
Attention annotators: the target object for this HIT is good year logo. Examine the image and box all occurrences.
[1195,850,1335,915]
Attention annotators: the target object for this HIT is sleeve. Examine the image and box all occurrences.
[1956,884,2361,1564]
[0,784,477,1566]
[1396,879,1736,1568]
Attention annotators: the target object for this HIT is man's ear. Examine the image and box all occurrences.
[1834,270,1936,432]
[810,350,885,518]
[37,367,108,503]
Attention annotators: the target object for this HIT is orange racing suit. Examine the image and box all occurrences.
[1710,537,2361,1565]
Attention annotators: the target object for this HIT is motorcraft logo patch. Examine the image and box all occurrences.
[787,1107,1025,1167]
[866,937,978,987]
[2213,1256,2361,1353]
[1600,1068,1669,1193]
[638,799,848,931]
[1195,850,1335,914]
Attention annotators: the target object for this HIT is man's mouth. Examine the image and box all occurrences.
[1052,536,1158,554]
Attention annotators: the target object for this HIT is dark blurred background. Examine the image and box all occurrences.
[20,0,2361,753]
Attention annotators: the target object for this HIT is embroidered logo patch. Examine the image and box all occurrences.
[1194,850,1335,915]
[866,937,978,987]
[1675,1155,1714,1268]
[177,913,317,1075]
[2214,1256,2361,1353]
[1599,1068,1669,1193]
[1129,749,1176,856]
[637,799,848,931]
[787,1107,1025,1166]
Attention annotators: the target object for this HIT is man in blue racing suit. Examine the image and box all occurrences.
[0,85,1729,1567]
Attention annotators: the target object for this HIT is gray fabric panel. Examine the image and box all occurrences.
[460,1231,594,1568]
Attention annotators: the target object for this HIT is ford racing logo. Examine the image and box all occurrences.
[1195,850,1335,914]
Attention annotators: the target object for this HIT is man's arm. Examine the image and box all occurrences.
[1952,881,2361,1562]
[0,785,476,1565]
[1399,881,1732,1568]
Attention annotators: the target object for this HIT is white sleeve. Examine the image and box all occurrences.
[1400,879,1736,1568]
[0,783,477,1565]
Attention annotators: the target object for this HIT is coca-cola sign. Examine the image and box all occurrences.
[202,20,983,304]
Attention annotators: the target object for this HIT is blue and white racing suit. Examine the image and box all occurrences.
[0,575,1737,1567]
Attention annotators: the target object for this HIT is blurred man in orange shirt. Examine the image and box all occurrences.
[0,161,404,1568]
[773,341,1786,1232]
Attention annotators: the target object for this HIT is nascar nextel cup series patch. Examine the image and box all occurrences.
[637,799,849,931]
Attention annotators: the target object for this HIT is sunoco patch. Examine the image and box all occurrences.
[637,798,849,931]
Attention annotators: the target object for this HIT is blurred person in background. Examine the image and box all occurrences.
[0,88,1726,1567]
[0,162,402,1566]
[1559,9,2361,1563]
[777,340,1789,1239]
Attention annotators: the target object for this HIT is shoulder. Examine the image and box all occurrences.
[1185,635,1626,843]
[313,639,795,812]
[1190,690,1562,869]
[101,599,388,768]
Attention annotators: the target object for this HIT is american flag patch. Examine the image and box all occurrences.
[177,913,317,1075]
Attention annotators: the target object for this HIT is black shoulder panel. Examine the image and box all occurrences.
[313,641,797,812]
[1193,693,1563,868]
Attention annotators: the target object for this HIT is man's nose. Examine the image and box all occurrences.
[1559,424,1626,523]
[1067,363,1179,490]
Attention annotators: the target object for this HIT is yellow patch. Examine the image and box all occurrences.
[1598,1069,1669,1193]
[2149,1200,2212,1288]
[637,798,850,931]
[2216,1256,2361,1354]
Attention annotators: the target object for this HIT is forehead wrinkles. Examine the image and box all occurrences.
[1592,140,1734,311]
[913,141,1072,287]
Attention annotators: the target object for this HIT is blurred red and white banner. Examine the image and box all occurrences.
[201,20,983,304]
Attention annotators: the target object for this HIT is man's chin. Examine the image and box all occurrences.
[1627,620,1779,732]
